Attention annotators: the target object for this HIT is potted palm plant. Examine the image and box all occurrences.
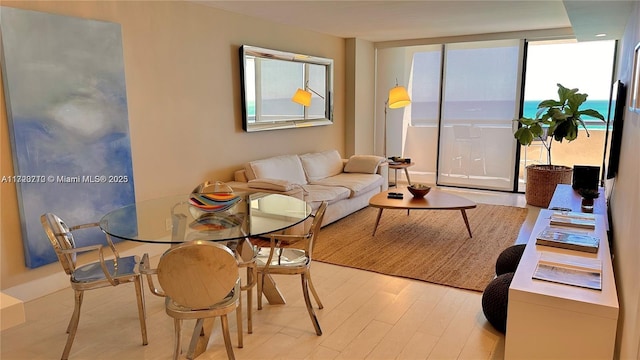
[515,83,605,207]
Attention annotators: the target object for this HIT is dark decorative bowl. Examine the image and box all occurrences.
[407,184,431,198]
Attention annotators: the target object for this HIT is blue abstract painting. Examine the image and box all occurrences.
[1,7,136,268]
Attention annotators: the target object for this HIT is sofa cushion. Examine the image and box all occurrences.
[299,150,344,182]
[248,154,307,185]
[310,173,383,198]
[301,184,351,204]
[248,178,296,192]
[343,155,385,174]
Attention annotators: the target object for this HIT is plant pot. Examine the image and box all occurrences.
[525,165,573,208]
[581,197,595,213]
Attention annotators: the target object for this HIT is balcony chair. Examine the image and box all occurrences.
[256,201,328,336]
[40,213,148,360]
[141,241,241,360]
[451,125,487,177]
[523,126,550,167]
[192,180,257,335]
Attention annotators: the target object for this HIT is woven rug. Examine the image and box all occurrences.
[313,204,529,292]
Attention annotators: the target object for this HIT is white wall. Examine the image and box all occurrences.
[375,47,412,158]
[611,4,640,358]
[345,38,376,156]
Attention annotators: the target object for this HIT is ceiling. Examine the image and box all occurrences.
[196,0,634,43]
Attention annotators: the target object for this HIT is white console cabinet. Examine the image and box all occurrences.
[504,209,618,359]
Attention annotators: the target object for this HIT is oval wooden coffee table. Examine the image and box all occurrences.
[369,188,477,237]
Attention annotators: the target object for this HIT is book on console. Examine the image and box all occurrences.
[551,211,596,221]
[532,252,602,290]
[549,212,596,230]
[536,226,600,253]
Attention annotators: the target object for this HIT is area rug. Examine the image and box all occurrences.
[313,204,529,292]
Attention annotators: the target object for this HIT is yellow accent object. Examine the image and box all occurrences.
[388,85,411,108]
[292,88,312,106]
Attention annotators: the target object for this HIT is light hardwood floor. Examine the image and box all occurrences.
[1,188,536,360]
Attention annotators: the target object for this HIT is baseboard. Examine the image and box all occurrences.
[1,292,26,331]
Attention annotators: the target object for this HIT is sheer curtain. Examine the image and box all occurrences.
[403,45,442,185]
[437,40,522,190]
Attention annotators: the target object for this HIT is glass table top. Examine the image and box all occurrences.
[99,192,311,244]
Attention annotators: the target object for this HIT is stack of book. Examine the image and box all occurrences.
[549,211,596,230]
[536,226,600,253]
[532,252,602,290]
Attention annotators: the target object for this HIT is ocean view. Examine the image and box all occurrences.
[406,99,612,130]
[523,99,611,124]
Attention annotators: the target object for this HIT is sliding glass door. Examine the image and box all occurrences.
[517,40,617,191]
[437,40,522,190]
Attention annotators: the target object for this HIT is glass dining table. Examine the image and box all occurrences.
[100,191,311,244]
[99,191,312,304]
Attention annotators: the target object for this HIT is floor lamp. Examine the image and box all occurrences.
[292,81,325,106]
[384,83,411,159]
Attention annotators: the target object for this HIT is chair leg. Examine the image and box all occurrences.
[243,265,256,333]
[173,318,182,360]
[257,272,264,310]
[134,275,149,345]
[238,239,256,334]
[221,315,236,360]
[301,274,322,336]
[306,269,324,309]
[247,285,253,333]
[62,290,83,360]
[236,291,243,348]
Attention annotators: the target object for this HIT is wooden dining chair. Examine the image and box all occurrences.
[141,241,241,360]
[192,180,257,335]
[40,213,148,360]
[256,201,328,336]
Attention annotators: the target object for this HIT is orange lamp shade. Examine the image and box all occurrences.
[388,85,411,109]
[292,88,312,106]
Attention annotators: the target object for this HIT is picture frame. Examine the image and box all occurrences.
[628,42,640,112]
[1,7,136,268]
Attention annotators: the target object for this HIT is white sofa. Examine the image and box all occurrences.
[229,150,388,226]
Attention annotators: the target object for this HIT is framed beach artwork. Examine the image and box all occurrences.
[1,7,136,268]
[628,42,640,112]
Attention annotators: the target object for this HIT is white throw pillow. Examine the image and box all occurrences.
[299,150,344,182]
[249,154,307,185]
[343,155,385,174]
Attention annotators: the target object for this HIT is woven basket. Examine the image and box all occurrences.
[525,165,573,207]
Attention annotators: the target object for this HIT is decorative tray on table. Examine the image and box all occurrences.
[188,213,244,231]
[188,192,241,213]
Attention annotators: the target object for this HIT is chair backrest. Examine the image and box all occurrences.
[453,125,481,140]
[40,213,77,275]
[157,241,239,309]
[306,201,328,260]
[453,125,470,139]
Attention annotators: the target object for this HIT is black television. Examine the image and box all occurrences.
[603,80,626,180]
